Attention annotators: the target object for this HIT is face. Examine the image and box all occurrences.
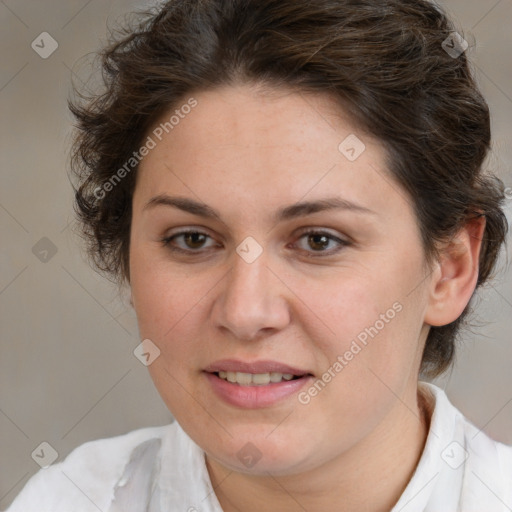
[129,84,432,475]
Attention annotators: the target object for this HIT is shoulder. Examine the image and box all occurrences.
[423,382,512,509]
[6,423,174,512]
[458,404,512,507]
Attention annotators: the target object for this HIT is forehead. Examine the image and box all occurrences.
[134,84,413,224]
[149,84,361,156]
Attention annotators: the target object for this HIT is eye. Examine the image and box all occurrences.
[161,230,218,253]
[161,228,349,257]
[293,229,349,256]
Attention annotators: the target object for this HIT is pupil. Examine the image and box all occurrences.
[185,232,205,248]
[309,234,328,251]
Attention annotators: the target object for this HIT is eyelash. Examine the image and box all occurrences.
[160,229,349,257]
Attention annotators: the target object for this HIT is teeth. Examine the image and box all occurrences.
[216,371,299,386]
[236,372,253,385]
[270,372,283,383]
[252,372,270,385]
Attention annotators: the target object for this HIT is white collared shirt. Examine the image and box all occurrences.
[6,383,512,511]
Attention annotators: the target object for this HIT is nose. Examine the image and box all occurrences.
[211,250,291,341]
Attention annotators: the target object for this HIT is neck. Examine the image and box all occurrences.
[206,385,431,512]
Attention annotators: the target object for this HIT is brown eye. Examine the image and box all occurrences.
[161,228,348,257]
[161,230,217,253]
[294,230,349,257]
[307,233,331,251]
[182,232,208,249]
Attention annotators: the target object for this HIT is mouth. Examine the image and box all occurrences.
[203,359,314,385]
[203,360,314,408]
[211,370,309,386]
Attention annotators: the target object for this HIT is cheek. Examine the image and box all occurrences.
[130,242,201,334]
[312,273,396,350]
[130,261,210,415]
[129,253,228,398]
[294,282,420,454]
[313,266,424,388]
[132,280,207,371]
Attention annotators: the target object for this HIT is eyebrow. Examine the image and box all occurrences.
[143,194,377,222]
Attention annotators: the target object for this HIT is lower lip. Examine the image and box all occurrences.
[204,372,313,409]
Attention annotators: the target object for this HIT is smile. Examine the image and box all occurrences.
[204,371,314,409]
[215,371,300,386]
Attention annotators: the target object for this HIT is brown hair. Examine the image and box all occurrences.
[69,0,508,377]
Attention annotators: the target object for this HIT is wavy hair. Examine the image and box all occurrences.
[69,0,508,377]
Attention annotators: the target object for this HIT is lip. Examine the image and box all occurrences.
[203,359,314,409]
[204,372,314,409]
[203,359,312,376]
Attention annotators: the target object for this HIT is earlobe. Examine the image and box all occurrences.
[424,215,486,327]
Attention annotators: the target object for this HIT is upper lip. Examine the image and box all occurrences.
[204,359,313,376]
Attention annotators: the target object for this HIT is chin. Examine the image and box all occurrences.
[210,448,313,476]
[202,429,320,476]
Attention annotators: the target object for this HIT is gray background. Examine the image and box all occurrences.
[0,0,511,508]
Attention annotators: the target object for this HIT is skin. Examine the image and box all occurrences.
[129,83,485,511]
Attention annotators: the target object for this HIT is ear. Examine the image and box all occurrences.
[424,215,486,327]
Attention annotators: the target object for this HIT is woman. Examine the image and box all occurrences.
[8,0,511,510]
